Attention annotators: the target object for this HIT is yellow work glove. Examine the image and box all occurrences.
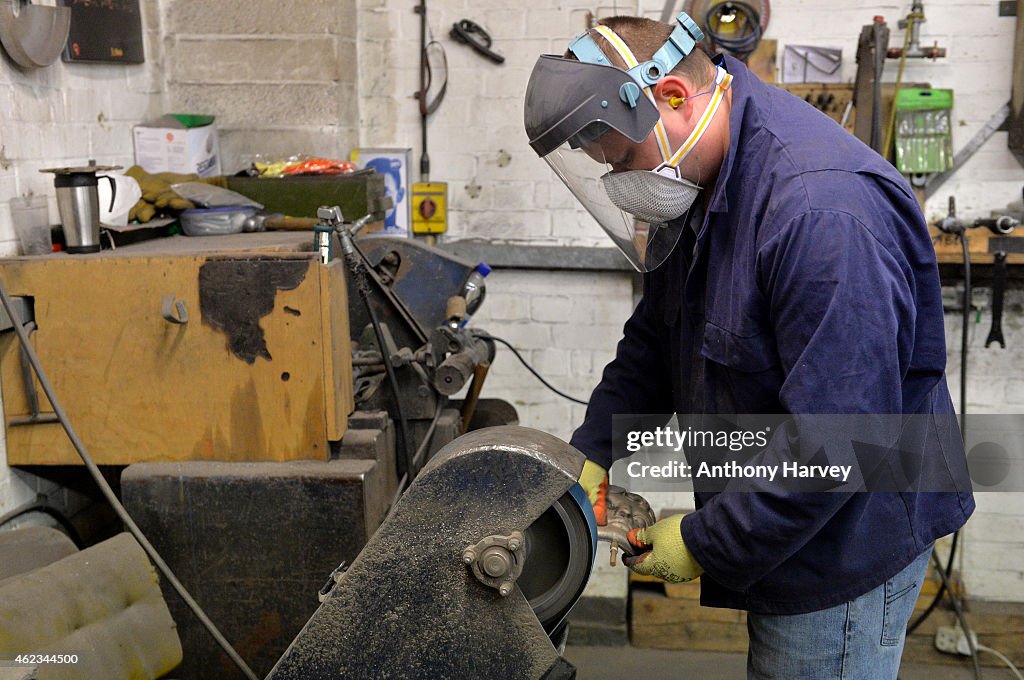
[123,166,197,222]
[624,514,703,583]
[578,459,609,526]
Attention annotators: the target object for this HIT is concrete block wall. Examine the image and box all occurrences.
[0,0,165,523]
[162,0,360,173]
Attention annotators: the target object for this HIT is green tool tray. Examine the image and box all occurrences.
[894,88,954,175]
[226,170,388,220]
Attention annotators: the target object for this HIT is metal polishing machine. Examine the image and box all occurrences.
[266,426,654,680]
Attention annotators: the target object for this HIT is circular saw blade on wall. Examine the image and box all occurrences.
[0,0,71,69]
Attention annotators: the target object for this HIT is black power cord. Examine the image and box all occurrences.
[931,549,983,680]
[703,2,763,60]
[342,246,417,483]
[473,333,589,406]
[910,200,979,679]
[450,20,505,64]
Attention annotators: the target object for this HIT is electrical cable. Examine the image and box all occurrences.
[343,247,416,484]
[0,495,84,548]
[473,333,589,406]
[976,645,1024,680]
[959,230,970,435]
[907,530,958,634]
[908,224,970,638]
[703,2,762,60]
[0,278,259,680]
[931,550,982,680]
[422,38,448,117]
[387,400,445,516]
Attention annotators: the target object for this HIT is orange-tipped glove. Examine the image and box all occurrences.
[623,514,703,583]
[578,459,609,526]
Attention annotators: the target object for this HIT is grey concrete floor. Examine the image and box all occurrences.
[564,646,1018,679]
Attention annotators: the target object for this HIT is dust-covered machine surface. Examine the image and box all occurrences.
[266,426,598,680]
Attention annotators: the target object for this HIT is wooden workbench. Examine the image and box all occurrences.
[0,232,353,465]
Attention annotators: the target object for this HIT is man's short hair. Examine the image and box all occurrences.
[566,16,716,88]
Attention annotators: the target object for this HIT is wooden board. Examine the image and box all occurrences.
[320,258,355,441]
[931,228,1024,265]
[631,589,748,652]
[630,570,1023,668]
[777,82,931,143]
[0,240,352,464]
[746,39,777,84]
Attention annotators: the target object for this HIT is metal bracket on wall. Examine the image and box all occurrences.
[924,102,1011,200]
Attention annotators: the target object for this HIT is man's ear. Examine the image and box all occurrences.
[653,76,693,110]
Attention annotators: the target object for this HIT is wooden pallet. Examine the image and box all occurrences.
[630,569,1023,670]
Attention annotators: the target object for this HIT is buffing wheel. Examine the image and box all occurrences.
[521,484,597,634]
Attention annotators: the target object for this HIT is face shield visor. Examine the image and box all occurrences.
[524,13,714,272]
[544,127,696,272]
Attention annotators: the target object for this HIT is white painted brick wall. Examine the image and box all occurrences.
[943,290,1024,600]
[0,0,165,523]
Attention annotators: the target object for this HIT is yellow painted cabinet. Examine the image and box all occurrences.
[0,234,353,465]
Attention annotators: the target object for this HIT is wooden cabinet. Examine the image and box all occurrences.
[0,233,353,465]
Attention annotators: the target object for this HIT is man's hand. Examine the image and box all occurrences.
[623,514,703,583]
[578,460,609,525]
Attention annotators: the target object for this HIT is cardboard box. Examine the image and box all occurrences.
[133,114,221,178]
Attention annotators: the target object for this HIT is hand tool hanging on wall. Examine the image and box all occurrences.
[414,0,448,181]
[985,251,1008,349]
[450,20,505,64]
[984,191,1024,348]
[0,0,70,68]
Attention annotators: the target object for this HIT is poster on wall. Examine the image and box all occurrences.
[352,148,412,238]
[60,0,145,64]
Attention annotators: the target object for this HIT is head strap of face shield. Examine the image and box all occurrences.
[568,12,705,101]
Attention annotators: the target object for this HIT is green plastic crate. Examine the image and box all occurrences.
[226,170,388,220]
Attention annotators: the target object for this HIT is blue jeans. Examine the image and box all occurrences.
[746,547,932,679]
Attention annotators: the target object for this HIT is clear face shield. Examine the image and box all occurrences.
[524,13,728,273]
[543,126,694,272]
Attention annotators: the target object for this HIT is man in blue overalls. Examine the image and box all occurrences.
[524,13,974,679]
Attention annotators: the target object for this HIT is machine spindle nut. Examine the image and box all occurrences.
[480,546,512,578]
